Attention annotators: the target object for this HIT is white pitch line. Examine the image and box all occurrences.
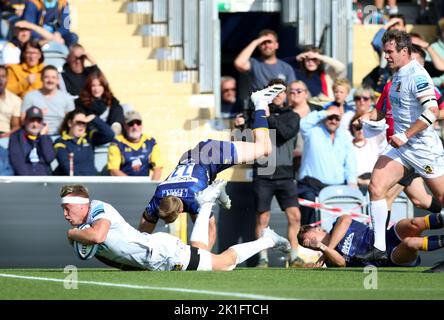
[0,273,292,300]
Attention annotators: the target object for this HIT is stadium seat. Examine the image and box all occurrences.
[42,41,69,72]
[316,185,367,231]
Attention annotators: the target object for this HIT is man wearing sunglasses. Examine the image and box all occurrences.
[297,106,357,225]
[107,111,162,180]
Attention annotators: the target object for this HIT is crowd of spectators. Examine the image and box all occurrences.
[0,0,162,179]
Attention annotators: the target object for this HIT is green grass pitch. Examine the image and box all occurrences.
[1,267,444,300]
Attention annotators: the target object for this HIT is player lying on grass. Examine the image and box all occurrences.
[297,212,444,267]
[60,183,291,271]
[138,83,286,251]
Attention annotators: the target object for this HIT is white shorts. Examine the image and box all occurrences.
[382,144,444,178]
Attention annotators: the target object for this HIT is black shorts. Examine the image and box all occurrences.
[185,246,200,271]
[398,169,420,187]
[253,178,299,213]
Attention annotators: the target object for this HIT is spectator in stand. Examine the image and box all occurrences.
[107,110,163,180]
[0,0,25,40]
[322,78,354,134]
[60,44,100,97]
[297,106,357,225]
[286,80,321,173]
[21,65,74,136]
[8,106,55,175]
[21,0,78,47]
[2,20,63,65]
[234,29,295,92]
[6,39,44,98]
[410,25,444,91]
[283,45,346,104]
[0,65,22,138]
[220,76,243,119]
[53,108,114,176]
[248,79,316,268]
[75,71,125,134]
[0,144,14,175]
[341,86,376,136]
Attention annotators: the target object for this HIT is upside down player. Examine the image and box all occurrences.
[354,30,444,263]
[137,84,287,251]
[298,212,444,268]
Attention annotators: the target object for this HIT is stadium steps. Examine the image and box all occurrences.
[69,0,233,179]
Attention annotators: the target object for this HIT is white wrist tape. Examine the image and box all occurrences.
[393,132,409,144]
[419,96,438,125]
[61,196,90,204]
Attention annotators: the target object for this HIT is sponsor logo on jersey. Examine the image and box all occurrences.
[414,75,431,93]
[424,165,434,174]
[395,81,401,92]
[341,232,354,256]
[161,188,189,197]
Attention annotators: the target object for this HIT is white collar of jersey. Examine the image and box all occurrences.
[397,59,417,76]
[61,196,90,204]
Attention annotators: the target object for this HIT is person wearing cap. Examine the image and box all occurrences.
[53,108,114,176]
[107,110,162,180]
[8,105,55,175]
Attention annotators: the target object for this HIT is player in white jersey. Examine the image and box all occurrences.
[60,184,291,271]
[354,30,444,263]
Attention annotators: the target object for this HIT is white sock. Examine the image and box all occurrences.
[254,99,268,111]
[190,203,213,246]
[259,249,268,261]
[290,248,299,261]
[370,199,388,251]
[230,237,274,265]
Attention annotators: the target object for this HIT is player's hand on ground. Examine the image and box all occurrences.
[313,255,326,268]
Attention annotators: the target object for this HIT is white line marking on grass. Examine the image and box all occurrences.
[0,273,292,300]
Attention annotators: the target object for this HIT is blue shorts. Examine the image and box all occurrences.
[386,226,421,267]
[180,139,238,181]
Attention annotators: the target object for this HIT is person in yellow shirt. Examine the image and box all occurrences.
[6,40,44,98]
[108,110,163,180]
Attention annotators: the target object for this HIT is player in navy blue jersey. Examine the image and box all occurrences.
[297,212,444,267]
[138,84,286,249]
